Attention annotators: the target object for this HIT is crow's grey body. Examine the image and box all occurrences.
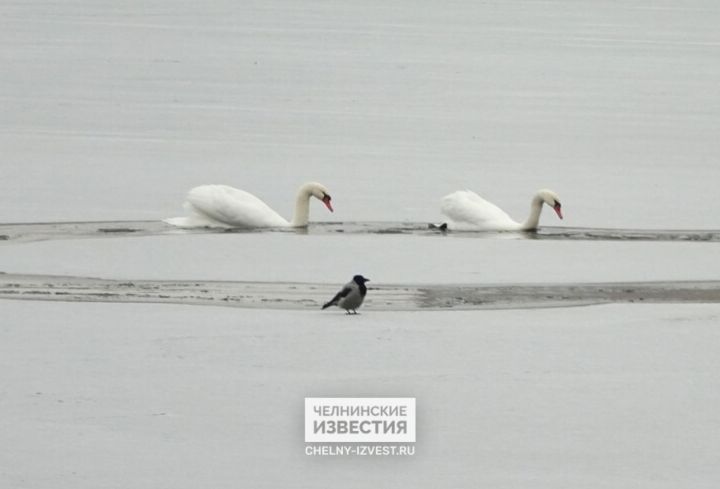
[322,275,370,314]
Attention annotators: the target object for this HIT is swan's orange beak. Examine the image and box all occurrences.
[553,203,563,219]
[322,195,334,212]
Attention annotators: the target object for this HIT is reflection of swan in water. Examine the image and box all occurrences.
[441,189,563,231]
[165,182,333,228]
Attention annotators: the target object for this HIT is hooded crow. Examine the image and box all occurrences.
[322,275,370,314]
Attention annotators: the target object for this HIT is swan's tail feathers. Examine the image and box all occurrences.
[164,202,234,229]
[163,214,228,228]
[163,216,192,227]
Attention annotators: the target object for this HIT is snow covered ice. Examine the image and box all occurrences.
[2,0,720,487]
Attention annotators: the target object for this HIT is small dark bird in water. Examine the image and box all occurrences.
[322,275,370,314]
[428,222,448,232]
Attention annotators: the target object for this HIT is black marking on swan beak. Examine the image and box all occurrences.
[321,193,333,212]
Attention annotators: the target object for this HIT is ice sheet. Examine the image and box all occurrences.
[2,0,720,486]
[2,300,719,488]
[2,1,720,228]
[1,232,719,285]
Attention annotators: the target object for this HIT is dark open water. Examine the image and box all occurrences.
[2,220,720,244]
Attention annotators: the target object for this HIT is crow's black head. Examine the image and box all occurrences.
[353,275,370,285]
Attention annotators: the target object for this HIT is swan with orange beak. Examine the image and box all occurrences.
[165,181,333,228]
[440,188,563,231]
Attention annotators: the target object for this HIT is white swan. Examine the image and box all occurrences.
[441,188,563,231]
[165,182,333,228]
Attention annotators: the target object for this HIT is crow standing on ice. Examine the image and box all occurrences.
[322,275,370,314]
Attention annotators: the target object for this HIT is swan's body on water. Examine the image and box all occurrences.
[441,189,563,231]
[165,182,333,228]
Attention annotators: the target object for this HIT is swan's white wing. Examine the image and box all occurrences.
[440,190,520,230]
[184,185,289,228]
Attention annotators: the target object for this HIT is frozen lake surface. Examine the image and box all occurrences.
[2,0,720,487]
[1,222,720,309]
[1,230,719,284]
[3,300,720,488]
[2,0,720,228]
[4,272,720,311]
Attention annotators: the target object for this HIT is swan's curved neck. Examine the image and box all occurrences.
[520,194,545,231]
[290,184,314,227]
